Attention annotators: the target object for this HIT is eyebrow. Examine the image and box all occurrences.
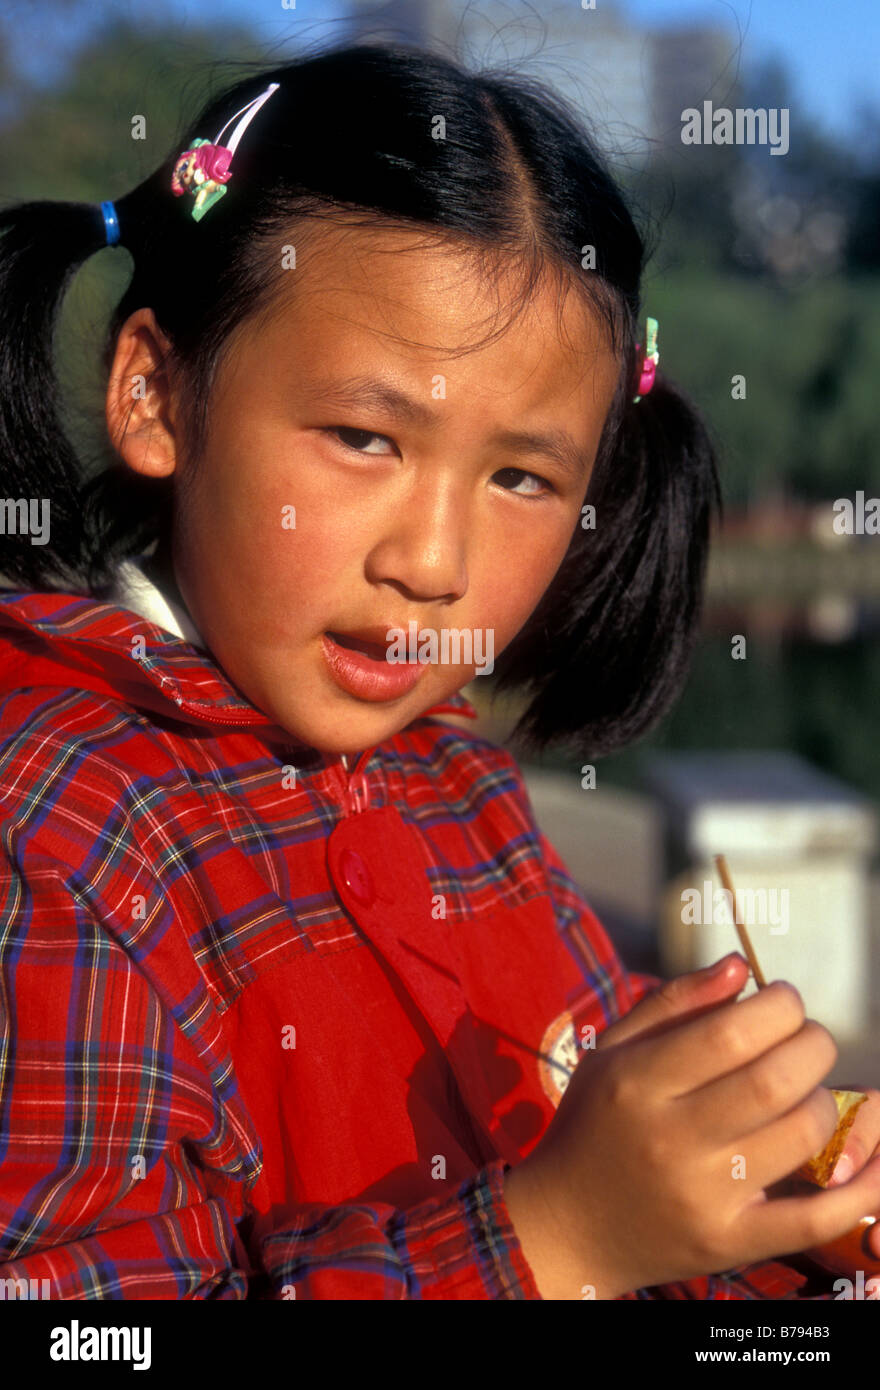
[303,375,588,480]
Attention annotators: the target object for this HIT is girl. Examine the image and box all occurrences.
[0,42,878,1301]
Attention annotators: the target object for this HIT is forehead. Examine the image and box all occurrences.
[237,222,622,421]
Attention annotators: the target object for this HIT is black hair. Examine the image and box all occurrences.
[0,40,721,758]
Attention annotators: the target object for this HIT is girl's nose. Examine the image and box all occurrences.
[364,482,469,604]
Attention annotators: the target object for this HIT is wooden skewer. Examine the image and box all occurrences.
[713,854,768,989]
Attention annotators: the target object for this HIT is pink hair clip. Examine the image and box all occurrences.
[170,81,280,222]
[633,316,659,403]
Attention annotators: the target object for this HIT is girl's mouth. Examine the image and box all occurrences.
[326,630,389,660]
[322,631,426,703]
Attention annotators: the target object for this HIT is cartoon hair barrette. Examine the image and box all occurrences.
[633,316,659,403]
[170,81,281,222]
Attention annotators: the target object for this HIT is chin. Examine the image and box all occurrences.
[273,699,423,757]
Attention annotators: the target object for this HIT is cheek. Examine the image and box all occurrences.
[196,452,363,593]
[474,514,575,639]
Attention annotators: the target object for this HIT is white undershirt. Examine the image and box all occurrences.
[111,555,205,650]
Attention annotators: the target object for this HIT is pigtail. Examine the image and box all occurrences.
[0,199,110,591]
[493,368,723,757]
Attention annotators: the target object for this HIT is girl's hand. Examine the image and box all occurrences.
[510,954,880,1298]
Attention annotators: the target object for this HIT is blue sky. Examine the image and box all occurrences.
[5,0,878,144]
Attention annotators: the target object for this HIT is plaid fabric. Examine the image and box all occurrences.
[0,581,831,1299]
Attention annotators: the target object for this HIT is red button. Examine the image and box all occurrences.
[340,847,375,906]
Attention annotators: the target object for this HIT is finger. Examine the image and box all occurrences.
[740,1152,880,1265]
[596,953,750,1053]
[683,1019,837,1146]
[827,1088,880,1186]
[716,1085,840,1193]
[622,978,807,1097]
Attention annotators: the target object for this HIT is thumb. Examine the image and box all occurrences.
[596,952,751,1052]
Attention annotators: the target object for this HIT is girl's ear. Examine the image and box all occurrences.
[105,307,181,479]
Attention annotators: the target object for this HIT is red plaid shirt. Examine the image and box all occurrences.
[0,578,832,1299]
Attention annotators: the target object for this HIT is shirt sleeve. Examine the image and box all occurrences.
[531,819,836,1301]
[251,1159,539,1299]
[0,845,539,1300]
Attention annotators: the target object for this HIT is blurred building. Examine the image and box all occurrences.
[650,24,738,149]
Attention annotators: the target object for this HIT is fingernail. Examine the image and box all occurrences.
[706,952,744,978]
[831,1153,854,1185]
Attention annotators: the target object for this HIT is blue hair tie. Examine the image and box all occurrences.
[100,200,120,246]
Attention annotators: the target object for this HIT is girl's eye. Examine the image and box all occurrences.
[327,426,396,455]
[325,431,551,496]
[492,467,552,498]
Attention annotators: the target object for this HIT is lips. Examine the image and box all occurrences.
[321,628,427,703]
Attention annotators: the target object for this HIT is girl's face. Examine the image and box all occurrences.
[113,226,620,754]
